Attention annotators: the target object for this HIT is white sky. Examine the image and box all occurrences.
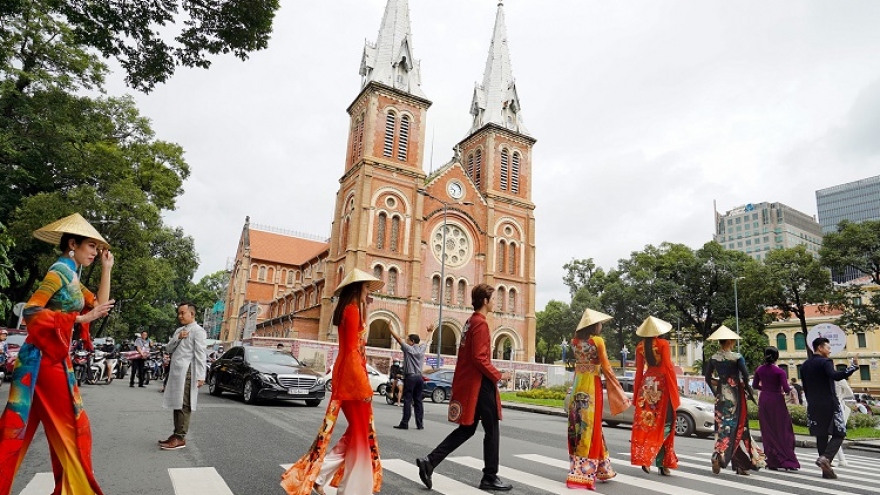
[103,0,880,308]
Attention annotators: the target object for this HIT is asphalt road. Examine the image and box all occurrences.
[3,380,879,495]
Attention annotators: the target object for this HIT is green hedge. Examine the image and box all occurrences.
[516,385,567,401]
[747,401,879,429]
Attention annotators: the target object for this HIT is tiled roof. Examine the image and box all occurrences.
[249,229,329,266]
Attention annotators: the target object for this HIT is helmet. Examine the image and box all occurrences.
[393,359,401,365]
[0,329,8,335]
[218,346,224,351]
[105,337,114,345]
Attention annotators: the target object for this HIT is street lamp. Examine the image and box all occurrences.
[734,276,744,352]
[418,189,473,367]
[621,345,629,370]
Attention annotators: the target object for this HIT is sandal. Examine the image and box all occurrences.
[312,483,326,495]
[712,453,721,475]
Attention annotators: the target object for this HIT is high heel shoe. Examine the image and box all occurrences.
[659,467,671,476]
[641,466,651,474]
[711,453,721,475]
[735,467,750,476]
[312,483,326,495]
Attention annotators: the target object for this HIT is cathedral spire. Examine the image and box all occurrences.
[360,0,426,98]
[469,1,529,136]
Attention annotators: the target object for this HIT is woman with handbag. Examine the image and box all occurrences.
[630,316,680,476]
[0,213,115,495]
[566,308,629,490]
[281,269,383,495]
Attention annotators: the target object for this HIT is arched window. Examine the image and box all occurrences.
[398,115,410,161]
[267,267,274,282]
[497,287,506,312]
[390,216,400,252]
[474,149,482,188]
[776,333,788,351]
[383,111,396,157]
[373,265,383,283]
[511,152,520,194]
[340,217,350,254]
[457,280,466,305]
[250,265,258,279]
[508,243,516,274]
[350,117,364,164]
[309,291,316,306]
[445,277,453,304]
[287,270,294,285]
[432,275,440,301]
[357,113,365,157]
[467,153,474,179]
[508,289,516,313]
[388,268,398,296]
[258,266,267,281]
[497,240,506,273]
[500,148,509,191]
[794,332,806,351]
[376,213,387,249]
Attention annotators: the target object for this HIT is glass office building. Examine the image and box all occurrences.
[816,175,880,282]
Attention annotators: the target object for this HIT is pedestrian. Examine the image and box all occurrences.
[130,330,150,387]
[705,325,763,476]
[0,213,115,495]
[631,316,680,476]
[564,308,628,490]
[752,346,800,471]
[801,337,858,479]
[834,378,855,467]
[790,377,804,405]
[0,329,8,384]
[388,359,404,406]
[390,324,434,430]
[281,268,383,495]
[101,337,118,383]
[416,284,513,492]
[158,302,208,450]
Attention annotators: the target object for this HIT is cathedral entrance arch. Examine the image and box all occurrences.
[493,329,521,361]
[429,320,461,360]
[367,310,403,349]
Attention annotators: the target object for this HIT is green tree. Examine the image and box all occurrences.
[0,222,14,320]
[820,220,880,332]
[535,300,579,363]
[186,270,231,315]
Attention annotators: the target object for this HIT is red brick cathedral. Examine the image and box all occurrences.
[221,0,537,362]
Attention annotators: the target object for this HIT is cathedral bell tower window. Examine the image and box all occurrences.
[384,111,396,157]
[500,148,509,191]
[511,152,520,194]
[475,149,483,188]
[398,115,410,161]
[376,213,387,249]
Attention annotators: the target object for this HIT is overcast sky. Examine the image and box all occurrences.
[103,0,880,308]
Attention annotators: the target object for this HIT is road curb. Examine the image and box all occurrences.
[501,401,565,418]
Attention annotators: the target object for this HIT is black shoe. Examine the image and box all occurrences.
[393,424,408,430]
[129,384,134,388]
[479,477,512,491]
[138,385,146,388]
[416,457,433,490]
[416,426,424,430]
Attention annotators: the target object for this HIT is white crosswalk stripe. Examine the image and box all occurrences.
[18,473,53,495]
[382,458,487,494]
[168,467,234,495]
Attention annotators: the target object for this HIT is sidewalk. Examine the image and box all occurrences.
[500,400,880,453]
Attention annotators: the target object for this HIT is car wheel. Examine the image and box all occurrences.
[325,379,332,392]
[604,421,620,427]
[305,399,321,407]
[675,412,695,437]
[208,375,223,396]
[243,380,259,404]
[377,383,387,396]
[431,388,445,403]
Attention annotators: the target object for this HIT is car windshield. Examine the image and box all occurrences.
[6,334,26,346]
[245,347,302,367]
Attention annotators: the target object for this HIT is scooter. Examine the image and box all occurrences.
[72,349,90,386]
[385,377,402,405]
[87,349,111,384]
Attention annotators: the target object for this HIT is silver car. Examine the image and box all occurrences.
[602,378,715,437]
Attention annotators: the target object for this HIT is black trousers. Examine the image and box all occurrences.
[426,377,499,478]
[817,434,845,460]
[401,374,425,428]
[130,359,145,386]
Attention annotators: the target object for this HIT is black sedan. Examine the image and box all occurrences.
[208,346,326,406]
[422,369,454,403]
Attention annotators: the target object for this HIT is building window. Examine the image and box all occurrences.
[341,217,350,254]
[287,270,294,285]
[500,148,509,191]
[508,243,516,274]
[445,277,453,304]
[432,275,440,301]
[398,115,410,161]
[376,213,386,249]
[388,268,398,296]
[511,152,520,194]
[497,287,506,311]
[508,289,516,312]
[857,332,867,348]
[467,153,474,179]
[383,111,396,157]
[860,365,871,381]
[258,266,266,281]
[373,265,383,282]
[474,149,482,188]
[497,240,506,272]
[794,332,806,350]
[776,333,787,351]
[457,280,466,305]
[390,216,400,252]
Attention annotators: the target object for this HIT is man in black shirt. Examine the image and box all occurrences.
[790,377,804,405]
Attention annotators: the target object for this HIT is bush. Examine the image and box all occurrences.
[848,412,879,429]
[516,388,566,400]
[747,401,759,421]
[787,405,808,427]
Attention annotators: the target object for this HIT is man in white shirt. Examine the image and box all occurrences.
[159,302,207,450]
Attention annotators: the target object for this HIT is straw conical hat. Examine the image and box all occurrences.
[636,316,673,337]
[706,325,741,340]
[33,213,109,249]
[334,268,384,296]
[576,308,613,331]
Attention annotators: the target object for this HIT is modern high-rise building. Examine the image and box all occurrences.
[816,175,880,282]
[713,201,823,261]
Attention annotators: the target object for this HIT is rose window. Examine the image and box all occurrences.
[432,225,471,268]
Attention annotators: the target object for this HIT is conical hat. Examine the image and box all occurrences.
[33,213,109,249]
[706,325,741,340]
[636,316,673,337]
[576,308,613,331]
[334,268,384,296]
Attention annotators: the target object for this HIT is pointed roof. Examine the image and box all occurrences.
[360,0,426,99]
[469,1,529,136]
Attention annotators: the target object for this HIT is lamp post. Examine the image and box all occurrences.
[734,276,744,353]
[621,345,629,370]
[418,189,473,367]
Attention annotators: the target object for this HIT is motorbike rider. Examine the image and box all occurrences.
[100,338,118,382]
[0,329,8,384]
[389,359,404,406]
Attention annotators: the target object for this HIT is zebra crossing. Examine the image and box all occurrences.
[16,451,880,494]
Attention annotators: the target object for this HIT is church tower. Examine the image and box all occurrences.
[320,0,432,340]
[458,0,537,360]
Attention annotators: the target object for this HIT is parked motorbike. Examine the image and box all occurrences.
[87,349,112,385]
[144,351,164,384]
[72,349,90,386]
[385,377,402,405]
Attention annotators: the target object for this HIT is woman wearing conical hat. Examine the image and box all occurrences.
[630,316,681,476]
[565,308,629,490]
[282,268,384,495]
[704,325,762,476]
[0,213,115,495]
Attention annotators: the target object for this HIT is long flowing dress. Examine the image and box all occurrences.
[566,335,628,490]
[705,349,763,472]
[752,364,800,470]
[631,338,681,470]
[281,303,382,495]
[0,257,104,495]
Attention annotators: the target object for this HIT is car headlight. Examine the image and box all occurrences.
[316,376,326,386]
[258,373,276,384]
